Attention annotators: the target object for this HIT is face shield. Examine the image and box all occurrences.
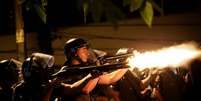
[32,53,55,69]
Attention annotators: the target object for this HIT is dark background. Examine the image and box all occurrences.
[0,0,200,35]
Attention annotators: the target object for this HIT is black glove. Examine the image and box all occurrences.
[91,69,103,78]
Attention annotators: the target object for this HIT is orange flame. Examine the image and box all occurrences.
[127,42,201,71]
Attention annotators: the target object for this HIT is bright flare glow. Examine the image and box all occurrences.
[127,42,201,71]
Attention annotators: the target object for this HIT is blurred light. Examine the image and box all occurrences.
[127,41,201,71]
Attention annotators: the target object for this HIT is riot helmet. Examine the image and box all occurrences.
[22,53,54,84]
[64,38,89,63]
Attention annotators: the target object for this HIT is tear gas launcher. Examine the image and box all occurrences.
[98,53,133,64]
[52,62,129,77]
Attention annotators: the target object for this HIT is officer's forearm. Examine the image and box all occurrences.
[98,68,128,85]
[82,77,99,94]
[61,73,92,88]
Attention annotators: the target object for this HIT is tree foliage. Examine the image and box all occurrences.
[82,0,162,27]
[21,0,47,23]
[23,0,163,27]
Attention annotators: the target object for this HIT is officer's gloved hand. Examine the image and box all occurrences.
[91,70,103,78]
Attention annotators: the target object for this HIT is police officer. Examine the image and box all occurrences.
[63,38,97,66]
[51,37,128,101]
[0,59,21,101]
[12,53,55,101]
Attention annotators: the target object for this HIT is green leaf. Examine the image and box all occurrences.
[123,0,130,7]
[33,4,47,23]
[140,1,153,28]
[150,0,164,15]
[130,0,144,12]
[23,0,48,23]
[41,0,47,6]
